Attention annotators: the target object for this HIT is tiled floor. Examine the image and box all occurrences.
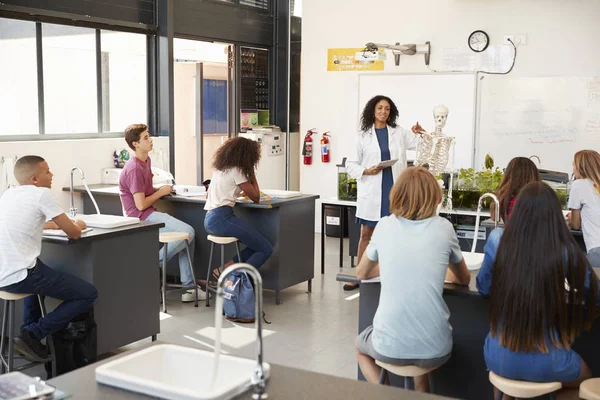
[20,234,360,380]
[122,234,360,379]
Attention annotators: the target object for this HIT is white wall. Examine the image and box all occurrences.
[300,0,600,231]
[0,137,169,211]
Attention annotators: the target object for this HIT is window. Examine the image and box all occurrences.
[239,0,269,10]
[42,24,98,134]
[0,17,150,139]
[0,18,39,136]
[203,79,228,134]
[101,31,147,132]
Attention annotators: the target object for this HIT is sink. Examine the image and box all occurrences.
[77,214,140,229]
[463,252,484,271]
[95,344,270,400]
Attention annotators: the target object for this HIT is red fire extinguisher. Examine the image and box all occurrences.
[303,129,316,165]
[320,131,331,163]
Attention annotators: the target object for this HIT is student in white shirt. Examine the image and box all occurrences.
[568,150,600,267]
[0,156,98,363]
[204,137,273,277]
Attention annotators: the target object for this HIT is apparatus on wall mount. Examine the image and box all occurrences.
[360,41,431,66]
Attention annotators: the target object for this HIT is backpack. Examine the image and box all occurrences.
[222,271,255,323]
[45,309,97,378]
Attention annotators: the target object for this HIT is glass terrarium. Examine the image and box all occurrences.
[539,169,569,210]
[449,167,504,210]
[337,159,357,201]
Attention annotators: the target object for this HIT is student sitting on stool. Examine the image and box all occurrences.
[355,167,470,393]
[119,124,205,302]
[0,156,98,363]
[484,182,598,399]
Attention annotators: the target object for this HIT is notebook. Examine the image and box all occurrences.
[43,228,93,237]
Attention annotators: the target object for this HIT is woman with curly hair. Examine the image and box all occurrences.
[344,95,424,290]
[204,137,273,274]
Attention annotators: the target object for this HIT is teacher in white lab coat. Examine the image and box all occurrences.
[344,95,424,290]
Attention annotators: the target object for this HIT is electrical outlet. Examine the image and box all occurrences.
[504,35,528,46]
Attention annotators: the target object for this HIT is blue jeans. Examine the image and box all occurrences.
[204,206,273,269]
[0,260,98,340]
[146,211,195,286]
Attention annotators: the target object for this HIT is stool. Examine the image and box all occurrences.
[0,291,56,377]
[580,378,600,400]
[205,235,241,307]
[159,232,198,313]
[489,371,561,399]
[376,360,436,391]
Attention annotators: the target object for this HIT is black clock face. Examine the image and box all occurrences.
[468,30,489,52]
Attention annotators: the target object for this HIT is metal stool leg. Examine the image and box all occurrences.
[162,242,168,313]
[550,392,557,400]
[38,296,56,378]
[235,242,242,263]
[184,240,198,308]
[495,389,503,400]
[378,368,387,384]
[0,300,7,373]
[206,242,214,307]
[7,300,15,372]
[220,244,225,278]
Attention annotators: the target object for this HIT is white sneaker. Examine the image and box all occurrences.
[181,286,207,302]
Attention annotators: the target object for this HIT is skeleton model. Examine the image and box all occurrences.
[416,105,456,210]
[416,105,455,176]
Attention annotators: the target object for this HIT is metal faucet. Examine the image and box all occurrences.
[471,193,500,253]
[216,263,268,400]
[70,167,85,217]
[529,155,541,165]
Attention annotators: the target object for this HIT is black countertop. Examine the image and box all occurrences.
[42,221,164,245]
[337,268,600,298]
[48,342,450,400]
[65,185,319,209]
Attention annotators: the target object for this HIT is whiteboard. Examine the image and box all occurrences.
[478,76,600,174]
[358,73,477,169]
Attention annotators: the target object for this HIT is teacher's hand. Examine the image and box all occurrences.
[411,121,426,135]
[363,166,383,176]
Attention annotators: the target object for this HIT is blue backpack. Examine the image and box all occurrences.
[222,272,256,323]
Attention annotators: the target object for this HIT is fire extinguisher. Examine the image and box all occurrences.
[320,132,331,163]
[303,129,316,165]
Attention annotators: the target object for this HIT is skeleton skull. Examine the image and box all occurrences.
[433,104,449,130]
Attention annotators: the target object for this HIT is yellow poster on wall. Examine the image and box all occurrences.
[327,48,385,72]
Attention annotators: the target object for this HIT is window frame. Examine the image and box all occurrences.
[0,17,153,142]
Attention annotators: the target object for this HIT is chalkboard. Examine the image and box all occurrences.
[358,73,478,169]
[478,76,600,174]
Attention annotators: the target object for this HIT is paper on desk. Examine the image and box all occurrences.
[361,276,381,284]
[43,228,92,237]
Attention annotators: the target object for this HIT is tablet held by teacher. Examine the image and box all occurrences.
[343,95,424,291]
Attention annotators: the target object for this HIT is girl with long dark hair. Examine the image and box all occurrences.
[477,157,541,295]
[485,182,598,394]
[492,157,541,223]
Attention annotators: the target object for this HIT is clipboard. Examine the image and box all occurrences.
[376,159,398,169]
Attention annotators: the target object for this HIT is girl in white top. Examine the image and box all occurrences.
[568,150,600,267]
[344,95,424,290]
[204,137,273,275]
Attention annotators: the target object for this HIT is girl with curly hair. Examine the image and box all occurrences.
[204,137,273,275]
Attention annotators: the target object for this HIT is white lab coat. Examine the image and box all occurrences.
[346,125,419,222]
